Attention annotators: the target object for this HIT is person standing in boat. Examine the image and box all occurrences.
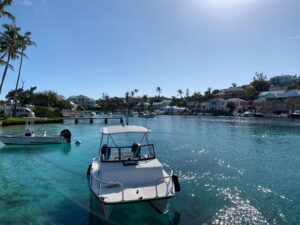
[131,143,141,159]
[101,144,111,160]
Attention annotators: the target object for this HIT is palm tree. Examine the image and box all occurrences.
[231,83,237,88]
[177,89,183,98]
[124,92,129,104]
[134,89,138,97]
[0,23,21,94]
[186,88,189,98]
[142,94,148,103]
[12,31,36,116]
[156,86,162,97]
[130,91,134,98]
[0,0,15,21]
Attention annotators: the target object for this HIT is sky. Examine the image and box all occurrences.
[1,0,300,99]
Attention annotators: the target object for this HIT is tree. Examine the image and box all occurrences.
[212,89,220,95]
[245,85,256,100]
[0,24,21,94]
[251,72,270,92]
[204,87,213,100]
[156,86,162,97]
[177,89,183,98]
[6,86,36,105]
[191,91,202,101]
[141,94,148,103]
[287,80,300,91]
[0,0,15,21]
[130,91,135,98]
[134,89,138,96]
[185,88,189,98]
[231,83,237,88]
[124,92,129,104]
[12,31,36,116]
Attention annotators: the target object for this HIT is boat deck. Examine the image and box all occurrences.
[89,159,175,204]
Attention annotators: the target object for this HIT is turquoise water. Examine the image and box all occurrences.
[1,116,300,225]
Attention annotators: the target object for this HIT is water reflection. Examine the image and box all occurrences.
[0,143,72,155]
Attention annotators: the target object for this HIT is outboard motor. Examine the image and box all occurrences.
[87,164,92,176]
[60,129,71,143]
[172,174,180,192]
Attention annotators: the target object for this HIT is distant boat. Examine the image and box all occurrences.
[278,113,289,118]
[138,112,156,118]
[0,124,71,146]
[90,112,96,116]
[253,112,264,118]
[154,110,165,115]
[243,111,254,117]
[290,110,300,119]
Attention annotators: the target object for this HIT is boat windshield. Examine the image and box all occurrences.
[100,144,155,162]
[99,125,155,162]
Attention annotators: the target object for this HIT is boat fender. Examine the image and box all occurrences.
[60,129,72,143]
[172,174,180,192]
[87,164,92,176]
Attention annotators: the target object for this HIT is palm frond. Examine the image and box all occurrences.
[0,11,15,22]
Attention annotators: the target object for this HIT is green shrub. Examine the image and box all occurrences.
[34,107,62,118]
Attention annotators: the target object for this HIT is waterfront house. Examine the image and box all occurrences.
[215,87,246,99]
[186,101,202,111]
[152,99,172,110]
[266,89,300,114]
[255,91,285,113]
[163,105,186,114]
[253,99,266,113]
[68,95,97,109]
[258,91,285,99]
[269,75,298,87]
[207,98,227,111]
[226,98,249,113]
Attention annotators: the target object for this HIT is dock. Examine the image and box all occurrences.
[63,117,125,124]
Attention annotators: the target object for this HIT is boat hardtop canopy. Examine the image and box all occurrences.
[101,125,149,135]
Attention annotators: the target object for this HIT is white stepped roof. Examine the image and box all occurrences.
[101,125,149,134]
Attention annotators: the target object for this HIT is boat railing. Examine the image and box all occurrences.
[90,173,125,201]
[154,163,174,198]
[90,162,174,202]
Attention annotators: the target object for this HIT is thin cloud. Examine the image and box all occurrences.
[275,35,300,43]
[22,0,33,6]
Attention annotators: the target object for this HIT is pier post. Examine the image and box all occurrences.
[125,108,129,125]
[104,118,108,124]
[90,118,93,124]
[75,118,78,124]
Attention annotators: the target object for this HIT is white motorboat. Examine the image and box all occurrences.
[290,110,300,119]
[138,112,156,118]
[87,125,180,219]
[243,111,254,117]
[0,121,71,145]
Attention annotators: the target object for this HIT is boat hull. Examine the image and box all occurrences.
[290,113,300,119]
[88,158,176,219]
[138,114,156,118]
[149,198,169,214]
[253,113,264,118]
[0,136,67,145]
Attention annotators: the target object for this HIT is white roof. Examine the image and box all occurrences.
[101,125,149,134]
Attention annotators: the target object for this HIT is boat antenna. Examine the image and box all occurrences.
[125,108,129,125]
